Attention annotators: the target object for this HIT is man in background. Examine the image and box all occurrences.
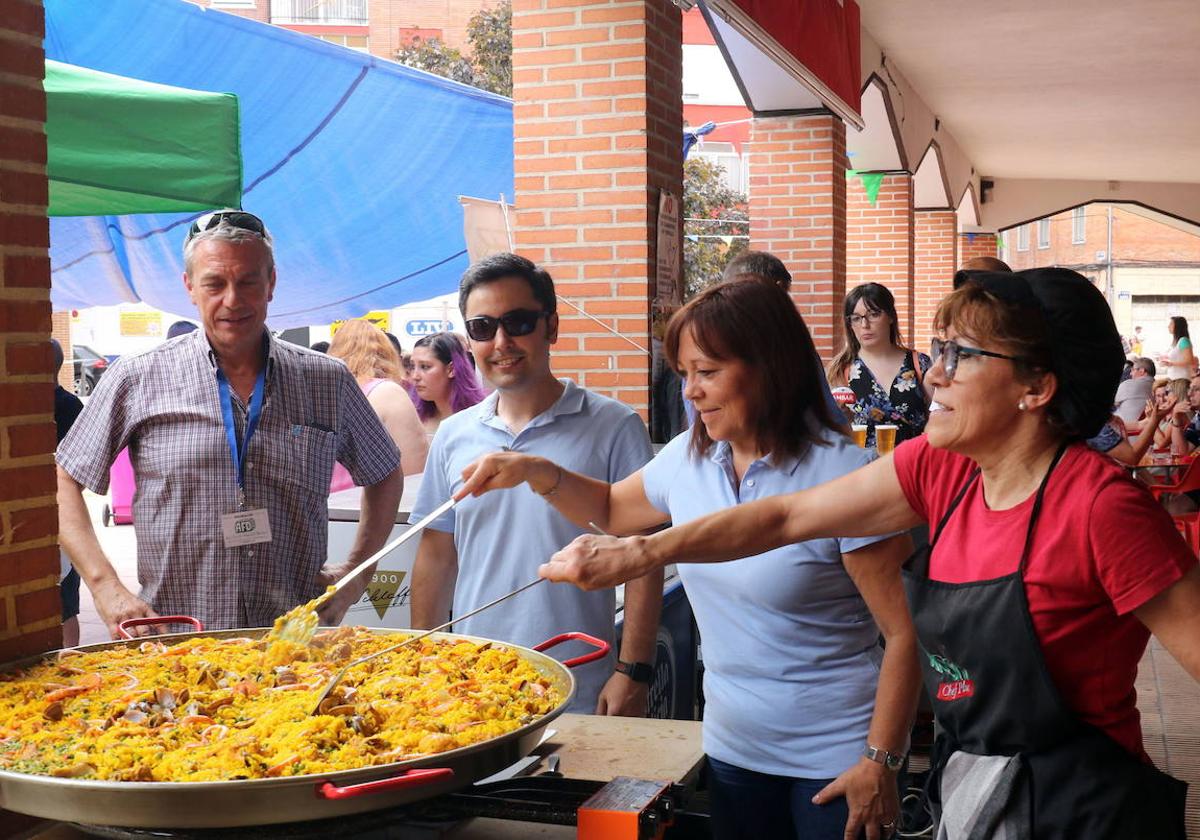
[57,211,403,637]
[1114,357,1156,424]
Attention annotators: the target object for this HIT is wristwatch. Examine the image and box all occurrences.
[863,745,905,772]
[614,659,654,684]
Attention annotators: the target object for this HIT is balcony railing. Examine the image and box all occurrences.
[271,0,367,25]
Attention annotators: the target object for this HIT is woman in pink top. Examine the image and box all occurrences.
[328,320,428,492]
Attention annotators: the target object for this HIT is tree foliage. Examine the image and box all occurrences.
[395,2,512,98]
[394,37,476,87]
[467,2,512,97]
[683,157,749,299]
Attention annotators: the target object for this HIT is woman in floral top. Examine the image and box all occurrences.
[828,283,932,447]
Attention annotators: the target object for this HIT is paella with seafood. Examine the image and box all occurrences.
[0,626,562,782]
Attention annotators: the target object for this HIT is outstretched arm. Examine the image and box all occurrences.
[456,452,668,535]
[1136,565,1200,683]
[541,454,921,589]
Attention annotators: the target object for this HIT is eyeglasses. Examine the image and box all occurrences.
[931,338,1024,380]
[848,311,885,328]
[464,308,548,342]
[186,210,267,243]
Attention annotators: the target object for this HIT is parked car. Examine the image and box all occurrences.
[71,344,109,396]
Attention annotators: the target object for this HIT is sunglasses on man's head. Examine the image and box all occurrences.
[186,210,267,242]
[464,308,548,342]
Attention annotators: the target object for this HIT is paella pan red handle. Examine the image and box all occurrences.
[116,615,204,640]
[314,767,455,800]
[532,632,611,668]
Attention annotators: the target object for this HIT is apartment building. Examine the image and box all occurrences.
[1005,205,1200,352]
[194,0,491,58]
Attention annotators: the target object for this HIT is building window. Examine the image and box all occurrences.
[211,0,256,7]
[1072,207,1086,244]
[316,33,370,52]
[1037,218,1050,249]
[271,0,366,25]
[1017,225,1029,251]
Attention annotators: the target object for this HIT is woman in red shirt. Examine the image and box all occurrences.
[541,268,1200,839]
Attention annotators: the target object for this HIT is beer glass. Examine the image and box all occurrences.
[875,424,898,455]
[851,424,869,448]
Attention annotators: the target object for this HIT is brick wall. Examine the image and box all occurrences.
[913,210,957,353]
[847,173,914,344]
[959,232,999,267]
[747,114,847,360]
[1,0,64,661]
[371,0,493,59]
[510,0,683,418]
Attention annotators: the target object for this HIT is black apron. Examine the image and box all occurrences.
[902,444,1188,838]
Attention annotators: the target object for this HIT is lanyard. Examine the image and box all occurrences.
[216,367,267,509]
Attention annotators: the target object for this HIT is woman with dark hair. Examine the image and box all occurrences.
[1161,316,1194,382]
[828,283,931,448]
[454,279,919,840]
[544,268,1200,839]
[409,331,487,435]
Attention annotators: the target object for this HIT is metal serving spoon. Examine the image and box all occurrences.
[270,497,457,645]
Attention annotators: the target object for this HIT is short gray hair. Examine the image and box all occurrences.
[183,220,274,276]
[1133,357,1156,376]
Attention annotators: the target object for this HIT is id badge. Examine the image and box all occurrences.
[220,508,273,548]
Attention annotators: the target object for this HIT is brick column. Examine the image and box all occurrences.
[1,0,63,662]
[510,0,683,418]
[959,232,1000,267]
[747,114,847,360]
[913,210,958,353]
[847,173,915,344]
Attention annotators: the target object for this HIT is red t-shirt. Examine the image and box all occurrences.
[893,435,1195,758]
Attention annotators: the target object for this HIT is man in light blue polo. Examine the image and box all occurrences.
[410,253,661,714]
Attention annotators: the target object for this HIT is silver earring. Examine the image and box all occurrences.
[1018,401,1027,411]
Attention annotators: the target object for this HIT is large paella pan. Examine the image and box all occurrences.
[0,621,605,828]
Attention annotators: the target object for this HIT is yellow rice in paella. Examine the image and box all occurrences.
[0,626,560,782]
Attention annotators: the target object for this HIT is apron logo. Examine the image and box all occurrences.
[927,652,975,702]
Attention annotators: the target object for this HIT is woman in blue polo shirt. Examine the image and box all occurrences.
[456,279,919,840]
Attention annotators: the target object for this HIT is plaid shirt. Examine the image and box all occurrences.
[57,330,400,630]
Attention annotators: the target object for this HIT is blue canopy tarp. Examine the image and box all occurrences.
[45,0,513,328]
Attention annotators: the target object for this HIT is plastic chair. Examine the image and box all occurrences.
[1142,456,1200,505]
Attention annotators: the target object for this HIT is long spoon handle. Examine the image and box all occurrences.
[331,497,457,595]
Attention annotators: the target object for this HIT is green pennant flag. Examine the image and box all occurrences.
[845,169,884,206]
[860,173,885,206]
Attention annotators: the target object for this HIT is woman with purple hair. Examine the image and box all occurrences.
[409,332,487,435]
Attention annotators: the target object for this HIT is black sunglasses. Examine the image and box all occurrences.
[931,338,1024,380]
[464,308,548,342]
[186,210,267,242]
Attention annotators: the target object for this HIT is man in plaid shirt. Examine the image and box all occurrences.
[56,212,403,637]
